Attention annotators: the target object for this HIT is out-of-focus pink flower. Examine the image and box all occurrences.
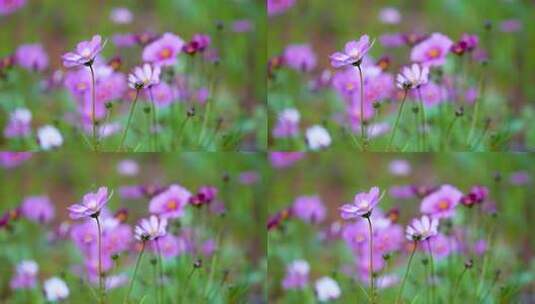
[109,7,133,24]
[282,260,309,289]
[283,44,317,72]
[500,19,522,33]
[425,233,457,260]
[509,171,531,186]
[306,125,331,150]
[378,7,401,24]
[67,187,111,219]
[62,35,105,68]
[379,33,405,48]
[43,277,69,302]
[409,82,447,107]
[396,63,429,90]
[420,184,462,219]
[112,33,137,48]
[292,195,326,224]
[37,125,63,151]
[3,108,32,138]
[149,184,191,218]
[238,171,259,185]
[461,185,489,207]
[0,152,32,169]
[200,239,217,256]
[389,185,415,200]
[232,20,253,33]
[406,215,438,241]
[315,276,341,301]
[330,35,374,68]
[340,187,381,219]
[142,33,184,66]
[0,0,26,16]
[473,239,487,256]
[21,195,55,224]
[464,87,478,104]
[410,33,453,67]
[116,159,139,176]
[267,0,295,16]
[151,234,181,258]
[388,159,411,176]
[10,260,38,289]
[189,186,218,207]
[272,108,300,138]
[15,44,49,71]
[269,152,304,168]
[147,82,174,107]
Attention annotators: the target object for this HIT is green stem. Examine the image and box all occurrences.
[450,267,468,304]
[443,115,459,151]
[123,242,146,304]
[395,240,418,304]
[357,64,367,150]
[386,90,408,151]
[117,90,140,152]
[417,87,427,151]
[95,216,104,304]
[427,239,436,303]
[366,216,375,303]
[89,64,98,151]
[156,239,164,304]
[181,266,197,304]
[148,87,158,151]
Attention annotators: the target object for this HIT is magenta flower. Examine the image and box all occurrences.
[388,159,411,176]
[149,184,191,218]
[15,44,49,72]
[426,233,456,260]
[461,185,489,207]
[292,195,326,224]
[269,152,304,168]
[378,7,401,24]
[405,215,438,241]
[283,44,317,72]
[134,215,167,241]
[420,184,462,219]
[145,82,173,107]
[3,108,32,139]
[142,33,184,66]
[339,187,381,219]
[0,0,26,16]
[62,35,105,68]
[410,33,453,67]
[189,186,218,207]
[396,63,429,90]
[21,195,55,224]
[67,187,111,219]
[282,260,309,289]
[272,108,300,138]
[0,152,32,169]
[500,19,522,33]
[10,260,38,289]
[267,0,296,16]
[408,82,446,106]
[150,234,181,258]
[128,63,160,90]
[330,35,374,68]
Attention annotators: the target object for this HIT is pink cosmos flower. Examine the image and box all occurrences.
[406,215,438,241]
[149,184,191,218]
[272,108,300,138]
[500,19,522,33]
[315,277,341,301]
[460,185,489,207]
[3,108,32,138]
[426,233,457,260]
[232,20,253,33]
[116,159,139,176]
[388,185,415,200]
[109,7,133,24]
[283,44,317,72]
[282,260,309,289]
[189,186,218,207]
[134,215,167,241]
[142,33,184,66]
[396,63,429,90]
[330,35,374,68]
[0,0,26,16]
[43,277,69,302]
[200,239,217,256]
[339,187,381,219]
[67,187,111,219]
[62,35,105,68]
[150,234,181,258]
[21,195,55,224]
[292,195,326,223]
[269,152,304,168]
[128,63,160,90]
[408,82,446,107]
[267,0,295,16]
[146,82,173,107]
[509,171,531,186]
[411,33,453,67]
[378,7,401,24]
[0,152,32,169]
[379,33,405,48]
[10,260,38,289]
[15,44,49,72]
[420,184,463,219]
[388,159,411,176]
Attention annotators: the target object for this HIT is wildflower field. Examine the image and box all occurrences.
[267,152,535,303]
[268,0,535,151]
[0,0,266,152]
[0,152,266,303]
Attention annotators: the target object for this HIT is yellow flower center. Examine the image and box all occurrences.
[438,200,450,210]
[427,48,440,59]
[159,48,172,59]
[166,200,178,211]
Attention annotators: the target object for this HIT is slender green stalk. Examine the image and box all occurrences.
[156,239,164,304]
[357,65,367,150]
[117,89,140,152]
[386,89,408,151]
[467,66,486,145]
[95,216,104,304]
[148,87,158,151]
[417,88,427,151]
[450,267,468,304]
[123,241,146,304]
[199,99,212,147]
[427,239,436,303]
[395,240,418,304]
[88,64,97,151]
[181,266,198,304]
[443,115,459,150]
[204,228,223,298]
[365,216,375,303]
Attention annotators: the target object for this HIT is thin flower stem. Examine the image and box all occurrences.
[89,64,97,151]
[148,87,158,151]
[417,87,427,151]
[181,266,198,304]
[156,239,165,304]
[204,227,224,298]
[95,216,104,304]
[450,267,468,304]
[427,239,436,303]
[117,90,140,152]
[199,99,212,147]
[357,65,367,150]
[387,89,408,151]
[365,216,375,303]
[395,240,418,304]
[467,65,486,145]
[443,115,459,151]
[123,241,146,304]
